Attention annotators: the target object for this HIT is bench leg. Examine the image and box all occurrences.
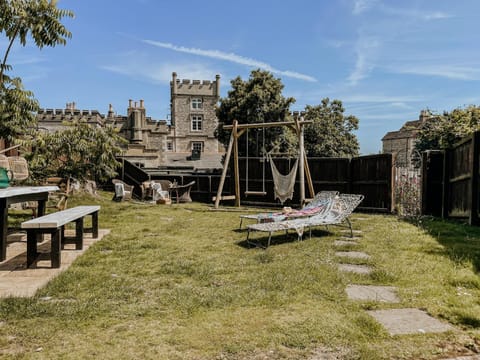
[92,211,98,238]
[51,229,61,268]
[61,225,66,249]
[75,218,84,250]
[26,230,38,268]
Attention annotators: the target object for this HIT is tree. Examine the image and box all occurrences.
[302,98,359,157]
[24,120,127,183]
[415,105,480,155]
[0,0,73,141]
[0,0,73,82]
[215,69,295,156]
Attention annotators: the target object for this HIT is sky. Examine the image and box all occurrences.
[4,0,480,154]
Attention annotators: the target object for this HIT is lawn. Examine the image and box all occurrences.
[0,191,479,359]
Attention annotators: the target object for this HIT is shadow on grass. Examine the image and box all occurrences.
[236,229,331,249]
[405,216,480,273]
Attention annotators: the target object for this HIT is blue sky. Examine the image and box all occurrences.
[5,0,480,154]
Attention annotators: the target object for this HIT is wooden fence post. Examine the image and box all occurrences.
[469,131,480,225]
[441,149,450,219]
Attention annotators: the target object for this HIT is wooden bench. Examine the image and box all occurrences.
[21,205,100,268]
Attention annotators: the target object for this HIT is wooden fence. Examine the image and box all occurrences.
[422,131,480,224]
[120,154,394,212]
[229,154,393,211]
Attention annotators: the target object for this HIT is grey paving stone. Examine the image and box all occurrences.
[338,264,373,274]
[340,229,363,234]
[367,308,454,335]
[346,285,400,303]
[335,251,371,260]
[333,240,359,247]
[339,236,362,241]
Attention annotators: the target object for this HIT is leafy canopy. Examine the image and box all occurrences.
[215,69,295,156]
[303,98,359,157]
[24,120,127,183]
[0,0,73,141]
[415,105,480,154]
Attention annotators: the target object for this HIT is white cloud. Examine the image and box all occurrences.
[388,64,480,81]
[353,0,379,15]
[347,35,380,85]
[423,11,452,20]
[101,53,220,84]
[142,40,317,83]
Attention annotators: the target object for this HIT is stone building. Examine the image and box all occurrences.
[36,72,224,172]
[382,110,431,166]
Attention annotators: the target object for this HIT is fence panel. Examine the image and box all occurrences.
[421,151,444,216]
[446,136,473,218]
[351,154,393,212]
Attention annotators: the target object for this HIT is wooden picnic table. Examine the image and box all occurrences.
[0,186,59,261]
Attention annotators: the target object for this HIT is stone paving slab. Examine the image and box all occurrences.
[339,236,362,241]
[367,308,454,335]
[340,229,363,235]
[335,251,371,260]
[333,240,359,247]
[346,285,400,303]
[0,229,110,297]
[338,264,373,274]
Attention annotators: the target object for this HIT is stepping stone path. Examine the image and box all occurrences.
[333,240,359,247]
[338,264,372,274]
[346,285,399,303]
[339,236,362,241]
[367,308,454,335]
[335,251,371,260]
[340,229,363,235]
[334,229,456,341]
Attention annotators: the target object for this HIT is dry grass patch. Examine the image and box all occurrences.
[0,193,479,359]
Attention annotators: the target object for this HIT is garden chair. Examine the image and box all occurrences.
[7,156,29,183]
[0,155,10,171]
[112,179,134,201]
[246,193,364,248]
[239,190,339,229]
[169,181,195,203]
[141,180,173,201]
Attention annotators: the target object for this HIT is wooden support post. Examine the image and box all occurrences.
[233,121,241,207]
[295,117,305,206]
[214,130,235,208]
[303,152,314,198]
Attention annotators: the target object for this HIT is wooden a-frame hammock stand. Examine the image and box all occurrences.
[214,117,315,209]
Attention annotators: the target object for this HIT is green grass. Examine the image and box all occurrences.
[0,193,479,359]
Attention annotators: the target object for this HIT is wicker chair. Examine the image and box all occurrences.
[7,156,29,183]
[0,155,10,171]
[169,181,195,203]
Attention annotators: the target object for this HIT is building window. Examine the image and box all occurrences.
[166,142,173,151]
[191,98,203,110]
[192,142,203,152]
[191,115,203,131]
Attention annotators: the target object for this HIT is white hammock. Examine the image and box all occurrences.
[268,154,299,204]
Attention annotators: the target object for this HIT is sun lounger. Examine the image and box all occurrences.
[239,191,339,229]
[246,194,364,248]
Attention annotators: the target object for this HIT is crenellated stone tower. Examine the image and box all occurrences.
[168,72,222,154]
